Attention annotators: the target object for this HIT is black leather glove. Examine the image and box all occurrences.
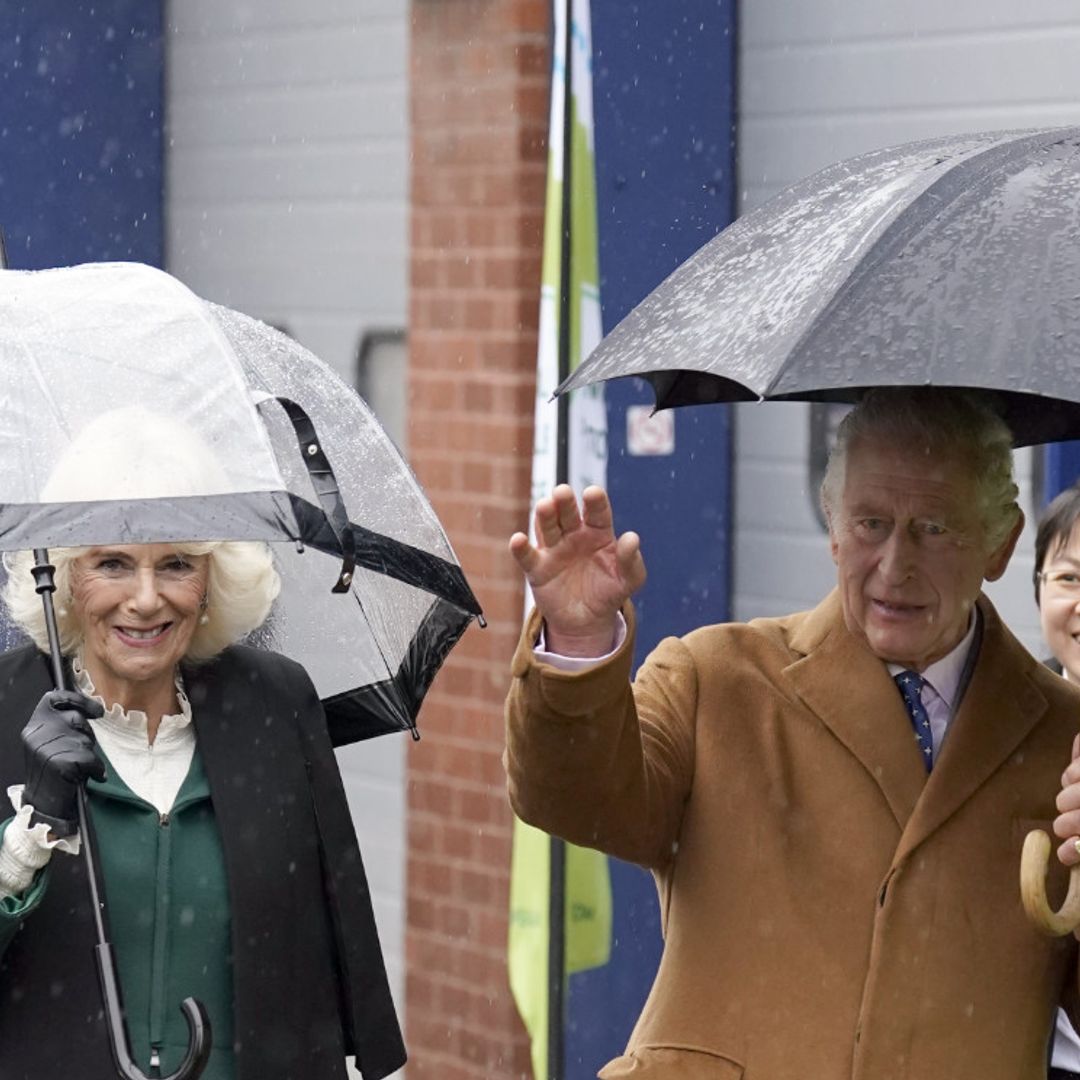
[21,689,106,838]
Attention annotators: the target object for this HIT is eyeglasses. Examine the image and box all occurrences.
[1035,568,1080,596]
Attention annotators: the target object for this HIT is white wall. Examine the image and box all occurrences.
[165,1,408,384]
[736,3,1080,654]
[164,0,410,1059]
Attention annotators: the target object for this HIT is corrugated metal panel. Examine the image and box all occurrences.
[164,2,407,380]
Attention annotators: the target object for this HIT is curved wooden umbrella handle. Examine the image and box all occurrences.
[1021,830,1080,936]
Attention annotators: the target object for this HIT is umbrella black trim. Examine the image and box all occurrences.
[0,490,301,549]
[768,385,1080,449]
[321,597,474,743]
[0,490,482,615]
[288,495,482,616]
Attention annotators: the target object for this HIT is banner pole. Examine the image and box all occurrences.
[547,0,574,1076]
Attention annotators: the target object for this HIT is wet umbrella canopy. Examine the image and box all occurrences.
[0,261,481,739]
[217,304,481,739]
[559,125,1080,446]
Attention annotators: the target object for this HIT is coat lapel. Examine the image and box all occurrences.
[783,590,926,829]
[782,592,1049,857]
[893,596,1048,862]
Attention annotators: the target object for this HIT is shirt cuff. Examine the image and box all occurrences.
[0,785,80,900]
[534,612,628,672]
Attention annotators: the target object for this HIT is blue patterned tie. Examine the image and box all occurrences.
[895,670,934,771]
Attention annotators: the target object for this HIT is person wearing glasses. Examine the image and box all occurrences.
[1035,481,1080,1080]
[1036,482,1080,683]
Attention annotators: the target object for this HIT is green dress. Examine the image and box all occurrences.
[1,744,236,1078]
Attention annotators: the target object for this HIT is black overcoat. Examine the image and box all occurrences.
[0,642,406,1080]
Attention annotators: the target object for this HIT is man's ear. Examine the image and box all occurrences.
[984,509,1025,583]
[827,511,840,566]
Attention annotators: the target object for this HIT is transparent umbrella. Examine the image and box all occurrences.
[0,260,482,1080]
[0,261,482,739]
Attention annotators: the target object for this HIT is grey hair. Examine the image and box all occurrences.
[2,540,281,662]
[819,388,1020,550]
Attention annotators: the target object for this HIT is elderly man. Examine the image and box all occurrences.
[506,388,1080,1080]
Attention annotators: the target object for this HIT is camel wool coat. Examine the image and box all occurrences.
[505,591,1080,1080]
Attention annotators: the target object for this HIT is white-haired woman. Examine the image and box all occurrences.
[0,537,405,1080]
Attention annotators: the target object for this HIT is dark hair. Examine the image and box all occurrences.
[1034,481,1080,604]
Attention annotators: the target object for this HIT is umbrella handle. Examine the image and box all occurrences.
[95,943,212,1080]
[32,550,212,1079]
[1020,829,1080,936]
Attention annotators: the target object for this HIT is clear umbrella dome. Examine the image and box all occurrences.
[0,262,285,511]
[0,261,480,736]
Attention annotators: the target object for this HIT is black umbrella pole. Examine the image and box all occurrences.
[547,0,574,1076]
[31,549,67,690]
[30,550,211,1080]
[547,835,567,1079]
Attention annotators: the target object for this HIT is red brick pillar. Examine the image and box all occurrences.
[407,1,549,1077]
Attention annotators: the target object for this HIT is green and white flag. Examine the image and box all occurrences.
[508,2,612,1078]
[527,2,606,504]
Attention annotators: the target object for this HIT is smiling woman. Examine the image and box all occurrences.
[71,547,212,717]
[0,411,406,1079]
[3,541,272,737]
[4,538,278,662]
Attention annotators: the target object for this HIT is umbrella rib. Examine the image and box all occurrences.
[762,126,1080,399]
[321,596,473,743]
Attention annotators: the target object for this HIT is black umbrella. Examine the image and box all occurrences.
[0,260,482,1077]
[558,125,1080,448]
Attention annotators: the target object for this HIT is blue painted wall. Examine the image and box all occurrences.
[1045,443,1080,504]
[0,2,164,269]
[564,3,738,1074]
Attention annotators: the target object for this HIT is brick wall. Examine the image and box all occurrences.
[406,0,549,1076]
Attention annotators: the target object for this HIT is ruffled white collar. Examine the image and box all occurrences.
[73,654,193,750]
